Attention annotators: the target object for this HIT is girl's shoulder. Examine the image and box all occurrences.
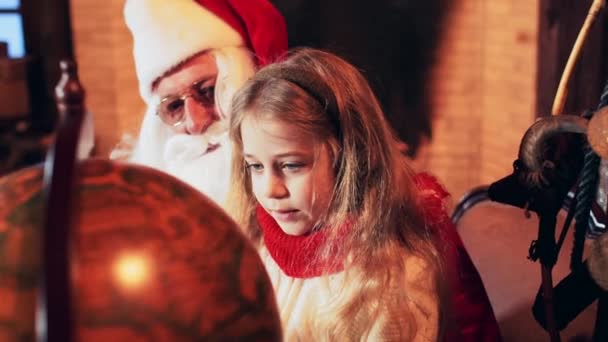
[413,172,453,228]
[413,172,450,202]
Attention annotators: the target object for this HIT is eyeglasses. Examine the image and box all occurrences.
[155,79,216,127]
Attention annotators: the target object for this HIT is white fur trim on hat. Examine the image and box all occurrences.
[125,0,244,103]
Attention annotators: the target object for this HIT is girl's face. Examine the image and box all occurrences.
[241,116,336,236]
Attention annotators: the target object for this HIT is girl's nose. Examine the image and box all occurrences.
[263,173,289,199]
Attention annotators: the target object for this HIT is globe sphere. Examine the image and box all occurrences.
[0,159,281,341]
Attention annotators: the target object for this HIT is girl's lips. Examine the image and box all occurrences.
[271,209,299,222]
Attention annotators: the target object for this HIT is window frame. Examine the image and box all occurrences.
[0,1,24,58]
[3,0,76,132]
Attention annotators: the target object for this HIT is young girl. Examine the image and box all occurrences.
[227,48,447,341]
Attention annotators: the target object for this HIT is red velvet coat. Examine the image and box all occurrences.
[416,173,502,341]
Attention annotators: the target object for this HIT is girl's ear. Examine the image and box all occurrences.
[326,139,342,173]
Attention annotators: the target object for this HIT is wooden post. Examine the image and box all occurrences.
[37,59,85,342]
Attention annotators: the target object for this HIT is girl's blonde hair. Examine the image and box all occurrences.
[227,48,447,339]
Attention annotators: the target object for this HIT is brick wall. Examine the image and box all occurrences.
[70,0,144,158]
[70,0,540,200]
[424,0,539,199]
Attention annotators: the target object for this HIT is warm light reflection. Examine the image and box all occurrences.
[113,253,150,289]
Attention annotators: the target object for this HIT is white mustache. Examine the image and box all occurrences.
[163,121,229,163]
[161,124,232,205]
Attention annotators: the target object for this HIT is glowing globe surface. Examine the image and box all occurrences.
[0,159,280,341]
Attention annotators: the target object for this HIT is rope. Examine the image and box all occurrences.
[571,137,599,269]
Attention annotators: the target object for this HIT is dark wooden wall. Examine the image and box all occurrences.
[20,0,74,132]
[0,0,74,175]
[537,0,608,116]
[270,0,453,157]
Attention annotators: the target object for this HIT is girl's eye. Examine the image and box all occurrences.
[245,163,263,172]
[282,163,304,171]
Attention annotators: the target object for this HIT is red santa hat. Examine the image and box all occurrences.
[124,0,288,103]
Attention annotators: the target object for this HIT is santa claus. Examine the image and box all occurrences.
[122,0,287,204]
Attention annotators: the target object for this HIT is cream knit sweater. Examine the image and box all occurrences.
[259,246,440,341]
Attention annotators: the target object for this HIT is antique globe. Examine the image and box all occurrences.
[0,159,281,341]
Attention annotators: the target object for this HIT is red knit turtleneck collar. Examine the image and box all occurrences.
[256,206,347,278]
[256,173,449,278]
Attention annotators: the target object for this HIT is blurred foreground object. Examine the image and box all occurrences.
[0,158,282,341]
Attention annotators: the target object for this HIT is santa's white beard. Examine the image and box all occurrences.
[163,131,232,205]
[130,112,232,206]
